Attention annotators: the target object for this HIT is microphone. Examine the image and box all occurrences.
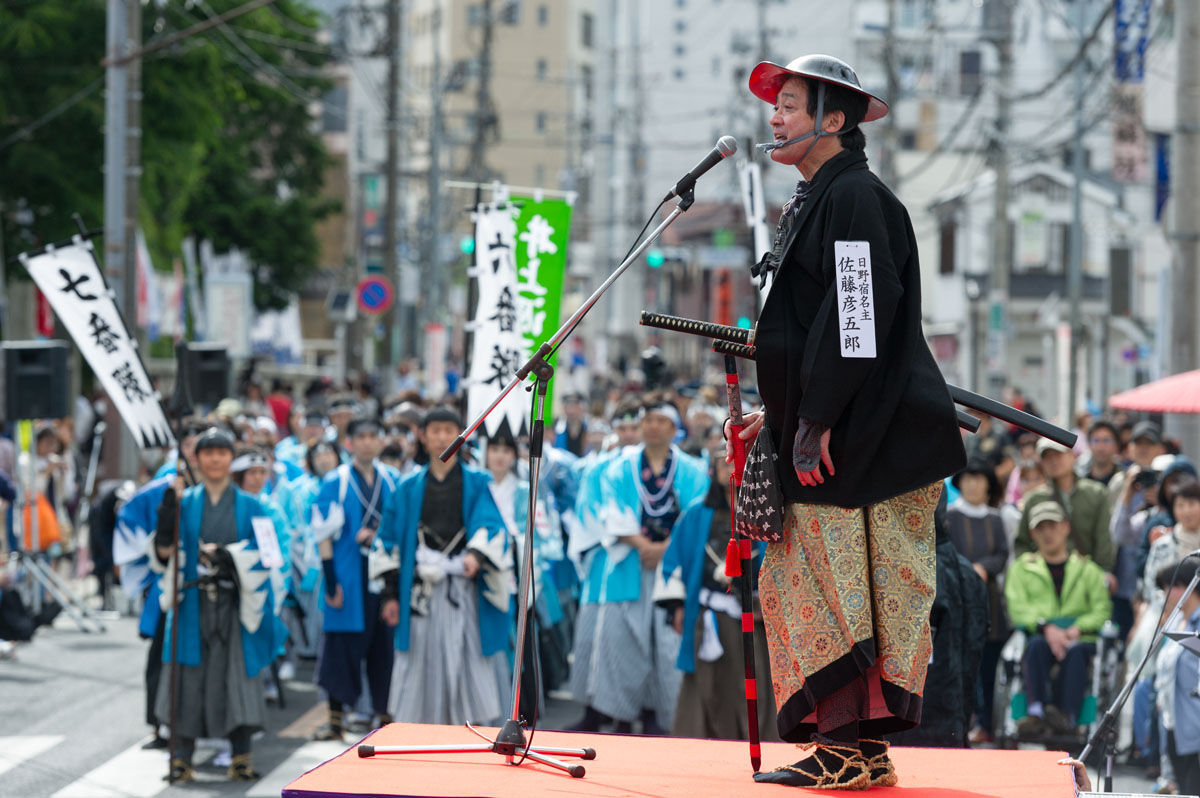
[664,136,738,201]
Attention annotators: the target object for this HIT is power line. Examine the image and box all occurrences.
[1006,0,1115,103]
[897,86,987,182]
[0,76,103,153]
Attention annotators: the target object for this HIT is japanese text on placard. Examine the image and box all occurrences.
[834,241,876,358]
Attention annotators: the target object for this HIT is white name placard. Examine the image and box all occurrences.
[833,241,877,359]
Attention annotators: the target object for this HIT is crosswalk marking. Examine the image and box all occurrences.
[246,740,348,798]
[0,736,64,780]
[51,737,169,798]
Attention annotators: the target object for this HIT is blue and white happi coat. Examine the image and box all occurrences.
[310,462,400,633]
[377,463,512,657]
[149,485,277,679]
[114,474,174,637]
[587,444,709,604]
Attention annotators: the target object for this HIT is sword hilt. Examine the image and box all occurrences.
[639,311,755,346]
[713,340,756,360]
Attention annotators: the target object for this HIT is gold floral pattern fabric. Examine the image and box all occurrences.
[760,482,941,732]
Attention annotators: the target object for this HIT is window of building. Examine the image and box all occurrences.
[537,58,547,80]
[959,49,981,96]
[536,111,547,132]
[468,4,483,26]
[581,12,594,48]
[580,64,593,101]
[535,164,546,186]
[711,55,721,77]
[538,4,548,25]
[939,221,956,275]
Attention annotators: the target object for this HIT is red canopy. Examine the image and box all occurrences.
[1108,369,1200,414]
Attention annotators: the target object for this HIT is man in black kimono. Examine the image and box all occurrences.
[729,54,966,789]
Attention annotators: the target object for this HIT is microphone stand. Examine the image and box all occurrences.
[357,187,700,779]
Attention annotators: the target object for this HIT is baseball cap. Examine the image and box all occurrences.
[1036,437,1071,457]
[1029,501,1067,529]
[1133,421,1162,444]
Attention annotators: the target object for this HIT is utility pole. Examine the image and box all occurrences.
[1066,0,1086,422]
[879,0,900,189]
[1171,0,1200,453]
[384,0,405,375]
[425,8,445,328]
[985,0,1012,399]
[103,0,142,479]
[468,0,496,182]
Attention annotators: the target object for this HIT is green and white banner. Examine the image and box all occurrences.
[466,196,572,439]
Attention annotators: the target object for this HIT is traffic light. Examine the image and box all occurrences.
[646,248,665,268]
[737,316,752,329]
[460,236,476,255]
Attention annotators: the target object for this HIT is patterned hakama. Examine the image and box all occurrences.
[388,574,507,726]
[568,569,682,728]
[759,482,941,742]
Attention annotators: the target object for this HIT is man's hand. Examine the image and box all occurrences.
[724,412,764,464]
[355,527,376,545]
[1065,625,1081,642]
[1148,525,1171,544]
[462,552,481,579]
[672,607,684,636]
[1105,573,1119,595]
[381,598,399,627]
[199,542,219,566]
[1121,466,1141,505]
[795,428,835,487]
[326,584,345,609]
[972,562,988,582]
[638,539,667,570]
[171,475,186,499]
[1044,624,1069,661]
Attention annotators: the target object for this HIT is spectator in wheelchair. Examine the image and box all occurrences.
[1154,558,1200,796]
[1005,501,1112,737]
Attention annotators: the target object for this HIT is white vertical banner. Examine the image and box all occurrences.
[465,204,527,438]
[20,241,174,449]
[739,160,773,304]
[424,322,447,398]
[135,230,163,341]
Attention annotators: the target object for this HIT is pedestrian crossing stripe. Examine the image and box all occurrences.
[0,735,64,780]
[52,738,171,798]
[245,740,348,798]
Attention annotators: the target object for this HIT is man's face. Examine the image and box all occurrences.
[348,430,384,463]
[641,414,676,447]
[486,443,516,476]
[1039,450,1074,481]
[302,422,325,445]
[564,398,585,422]
[768,78,843,168]
[241,466,269,496]
[1131,437,1164,467]
[180,434,198,465]
[958,472,990,506]
[615,421,641,448]
[420,421,460,459]
[1089,429,1118,466]
[1174,495,1200,531]
[197,448,233,483]
[1032,519,1070,555]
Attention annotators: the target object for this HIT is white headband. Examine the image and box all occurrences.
[644,404,682,429]
[231,453,270,473]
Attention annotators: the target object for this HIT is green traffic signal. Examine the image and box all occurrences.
[460,236,476,255]
[737,316,752,329]
[647,248,665,268]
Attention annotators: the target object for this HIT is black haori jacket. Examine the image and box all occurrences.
[755,149,966,509]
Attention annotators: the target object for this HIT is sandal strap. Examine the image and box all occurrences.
[774,738,869,788]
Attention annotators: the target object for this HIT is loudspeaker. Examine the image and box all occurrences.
[179,343,230,410]
[3,341,70,420]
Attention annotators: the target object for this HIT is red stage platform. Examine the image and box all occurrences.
[282,723,1075,798]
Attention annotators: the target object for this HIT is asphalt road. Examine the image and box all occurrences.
[0,610,1163,797]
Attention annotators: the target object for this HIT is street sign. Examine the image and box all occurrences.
[356,275,394,316]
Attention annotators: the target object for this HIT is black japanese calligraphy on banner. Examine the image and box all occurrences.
[20,242,174,449]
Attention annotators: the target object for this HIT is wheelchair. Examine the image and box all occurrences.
[993,620,1124,750]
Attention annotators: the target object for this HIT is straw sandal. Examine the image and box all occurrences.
[859,738,898,787]
[164,758,195,783]
[227,752,259,782]
[752,736,870,790]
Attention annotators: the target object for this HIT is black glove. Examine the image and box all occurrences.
[792,416,827,475]
[154,489,178,553]
[378,569,399,603]
[322,558,339,599]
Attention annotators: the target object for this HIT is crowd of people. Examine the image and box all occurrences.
[2,375,1199,792]
[946,408,1200,795]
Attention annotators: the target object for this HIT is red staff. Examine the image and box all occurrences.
[721,353,761,773]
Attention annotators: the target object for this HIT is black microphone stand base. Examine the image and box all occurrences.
[357,721,597,779]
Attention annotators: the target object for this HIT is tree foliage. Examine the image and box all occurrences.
[0,0,337,312]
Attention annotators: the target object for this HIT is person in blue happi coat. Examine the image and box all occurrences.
[569,400,709,734]
[376,406,513,725]
[150,428,276,783]
[654,447,778,741]
[114,416,206,750]
[309,417,399,740]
